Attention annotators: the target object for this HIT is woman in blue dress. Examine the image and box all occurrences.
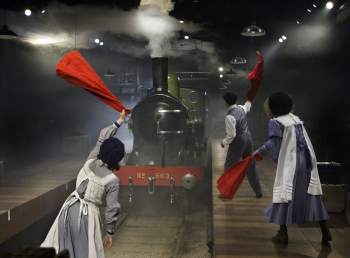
[255,92,331,245]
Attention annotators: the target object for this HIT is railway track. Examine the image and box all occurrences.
[105,193,210,258]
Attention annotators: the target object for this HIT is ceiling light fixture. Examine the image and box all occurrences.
[0,24,18,40]
[241,24,266,37]
[339,4,346,10]
[1,9,20,40]
[230,57,247,65]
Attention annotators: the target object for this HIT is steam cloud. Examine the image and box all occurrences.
[139,0,175,13]
[7,1,204,58]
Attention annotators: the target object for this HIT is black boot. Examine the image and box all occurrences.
[272,225,288,244]
[320,221,332,246]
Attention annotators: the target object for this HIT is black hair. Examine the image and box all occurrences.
[110,164,120,171]
[268,92,293,117]
[97,153,121,171]
[97,137,125,171]
[222,92,237,105]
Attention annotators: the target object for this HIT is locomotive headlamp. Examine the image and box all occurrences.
[182,173,197,190]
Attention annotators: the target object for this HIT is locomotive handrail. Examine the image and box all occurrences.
[158,109,183,113]
[128,176,134,203]
[317,162,342,166]
[169,177,175,205]
[158,130,184,134]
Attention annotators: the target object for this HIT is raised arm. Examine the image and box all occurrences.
[87,110,126,160]
[241,101,252,113]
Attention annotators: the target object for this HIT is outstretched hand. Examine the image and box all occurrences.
[116,109,126,125]
[255,50,264,63]
[252,150,264,161]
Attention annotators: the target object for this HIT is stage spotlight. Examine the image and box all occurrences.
[339,4,346,10]
[24,9,32,16]
[326,1,334,10]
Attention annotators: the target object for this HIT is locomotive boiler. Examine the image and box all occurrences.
[129,58,189,167]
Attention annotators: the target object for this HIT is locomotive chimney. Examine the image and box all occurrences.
[152,57,168,93]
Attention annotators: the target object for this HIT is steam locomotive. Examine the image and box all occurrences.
[115,57,210,204]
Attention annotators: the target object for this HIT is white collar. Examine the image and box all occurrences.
[273,113,303,127]
[227,104,237,111]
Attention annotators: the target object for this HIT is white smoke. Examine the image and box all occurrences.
[7,2,200,58]
[136,5,179,57]
[139,0,174,13]
[6,1,224,69]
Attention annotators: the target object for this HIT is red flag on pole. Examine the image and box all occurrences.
[56,50,131,115]
[246,51,264,102]
[217,153,263,199]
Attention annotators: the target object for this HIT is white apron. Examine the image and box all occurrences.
[41,159,111,258]
[272,113,323,203]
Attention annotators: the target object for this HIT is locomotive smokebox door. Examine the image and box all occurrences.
[157,109,185,135]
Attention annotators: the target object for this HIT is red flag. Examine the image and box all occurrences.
[246,51,264,102]
[56,50,131,115]
[217,153,263,199]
